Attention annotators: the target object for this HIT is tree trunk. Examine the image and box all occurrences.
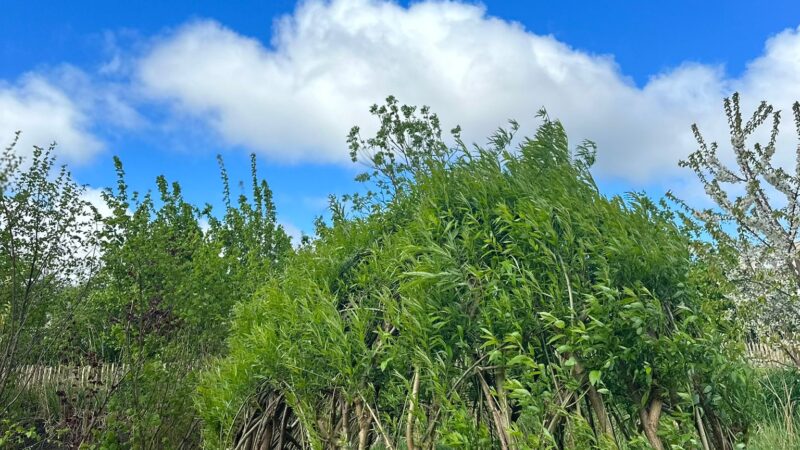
[639,393,664,450]
[586,383,615,444]
[572,359,615,445]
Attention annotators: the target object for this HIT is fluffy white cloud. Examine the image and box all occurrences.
[80,187,114,219]
[136,0,800,185]
[0,73,103,163]
[280,221,304,247]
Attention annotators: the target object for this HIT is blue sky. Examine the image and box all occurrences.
[3,0,800,239]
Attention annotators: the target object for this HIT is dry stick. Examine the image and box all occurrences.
[361,394,397,450]
[329,393,339,447]
[707,406,732,450]
[779,341,800,367]
[277,402,289,450]
[327,395,337,444]
[478,373,510,450]
[354,399,369,450]
[394,389,409,444]
[234,418,260,450]
[261,416,275,450]
[261,394,284,449]
[696,382,734,450]
[546,390,575,435]
[229,388,272,446]
[495,368,511,432]
[583,394,595,433]
[609,403,631,442]
[239,404,276,450]
[543,355,584,441]
[280,428,303,449]
[339,396,351,444]
[252,414,267,450]
[422,401,440,450]
[177,419,201,450]
[580,371,615,443]
[406,367,421,450]
[557,254,575,323]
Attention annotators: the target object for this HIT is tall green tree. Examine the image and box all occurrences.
[0,148,291,449]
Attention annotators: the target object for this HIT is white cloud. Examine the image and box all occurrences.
[80,187,114,218]
[135,0,800,186]
[0,72,104,163]
[198,216,211,234]
[280,220,304,247]
[53,65,145,132]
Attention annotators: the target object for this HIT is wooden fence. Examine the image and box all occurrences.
[14,363,127,391]
[745,341,800,368]
[7,345,800,393]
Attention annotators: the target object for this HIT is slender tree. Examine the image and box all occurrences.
[0,133,101,416]
[674,93,800,341]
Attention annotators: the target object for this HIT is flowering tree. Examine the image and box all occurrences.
[676,93,800,342]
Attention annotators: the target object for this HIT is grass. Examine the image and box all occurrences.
[747,367,800,449]
[749,417,800,450]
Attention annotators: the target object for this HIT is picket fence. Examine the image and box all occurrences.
[8,344,800,393]
[745,341,800,368]
[14,363,127,390]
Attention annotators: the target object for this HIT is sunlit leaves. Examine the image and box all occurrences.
[200,98,750,448]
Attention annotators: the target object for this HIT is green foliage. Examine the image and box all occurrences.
[1,142,290,448]
[3,96,790,448]
[198,99,751,449]
[77,153,291,448]
[0,132,102,443]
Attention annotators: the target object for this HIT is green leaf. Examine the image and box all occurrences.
[589,370,601,386]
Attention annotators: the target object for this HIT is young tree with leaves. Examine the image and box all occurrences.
[81,153,292,448]
[0,133,102,443]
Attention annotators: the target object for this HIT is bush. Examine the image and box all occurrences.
[197,99,753,449]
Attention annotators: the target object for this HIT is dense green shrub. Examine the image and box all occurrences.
[1,148,291,448]
[79,155,291,448]
[197,100,752,449]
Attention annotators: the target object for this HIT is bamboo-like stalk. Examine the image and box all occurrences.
[406,367,420,450]
[695,406,711,450]
[478,372,510,450]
